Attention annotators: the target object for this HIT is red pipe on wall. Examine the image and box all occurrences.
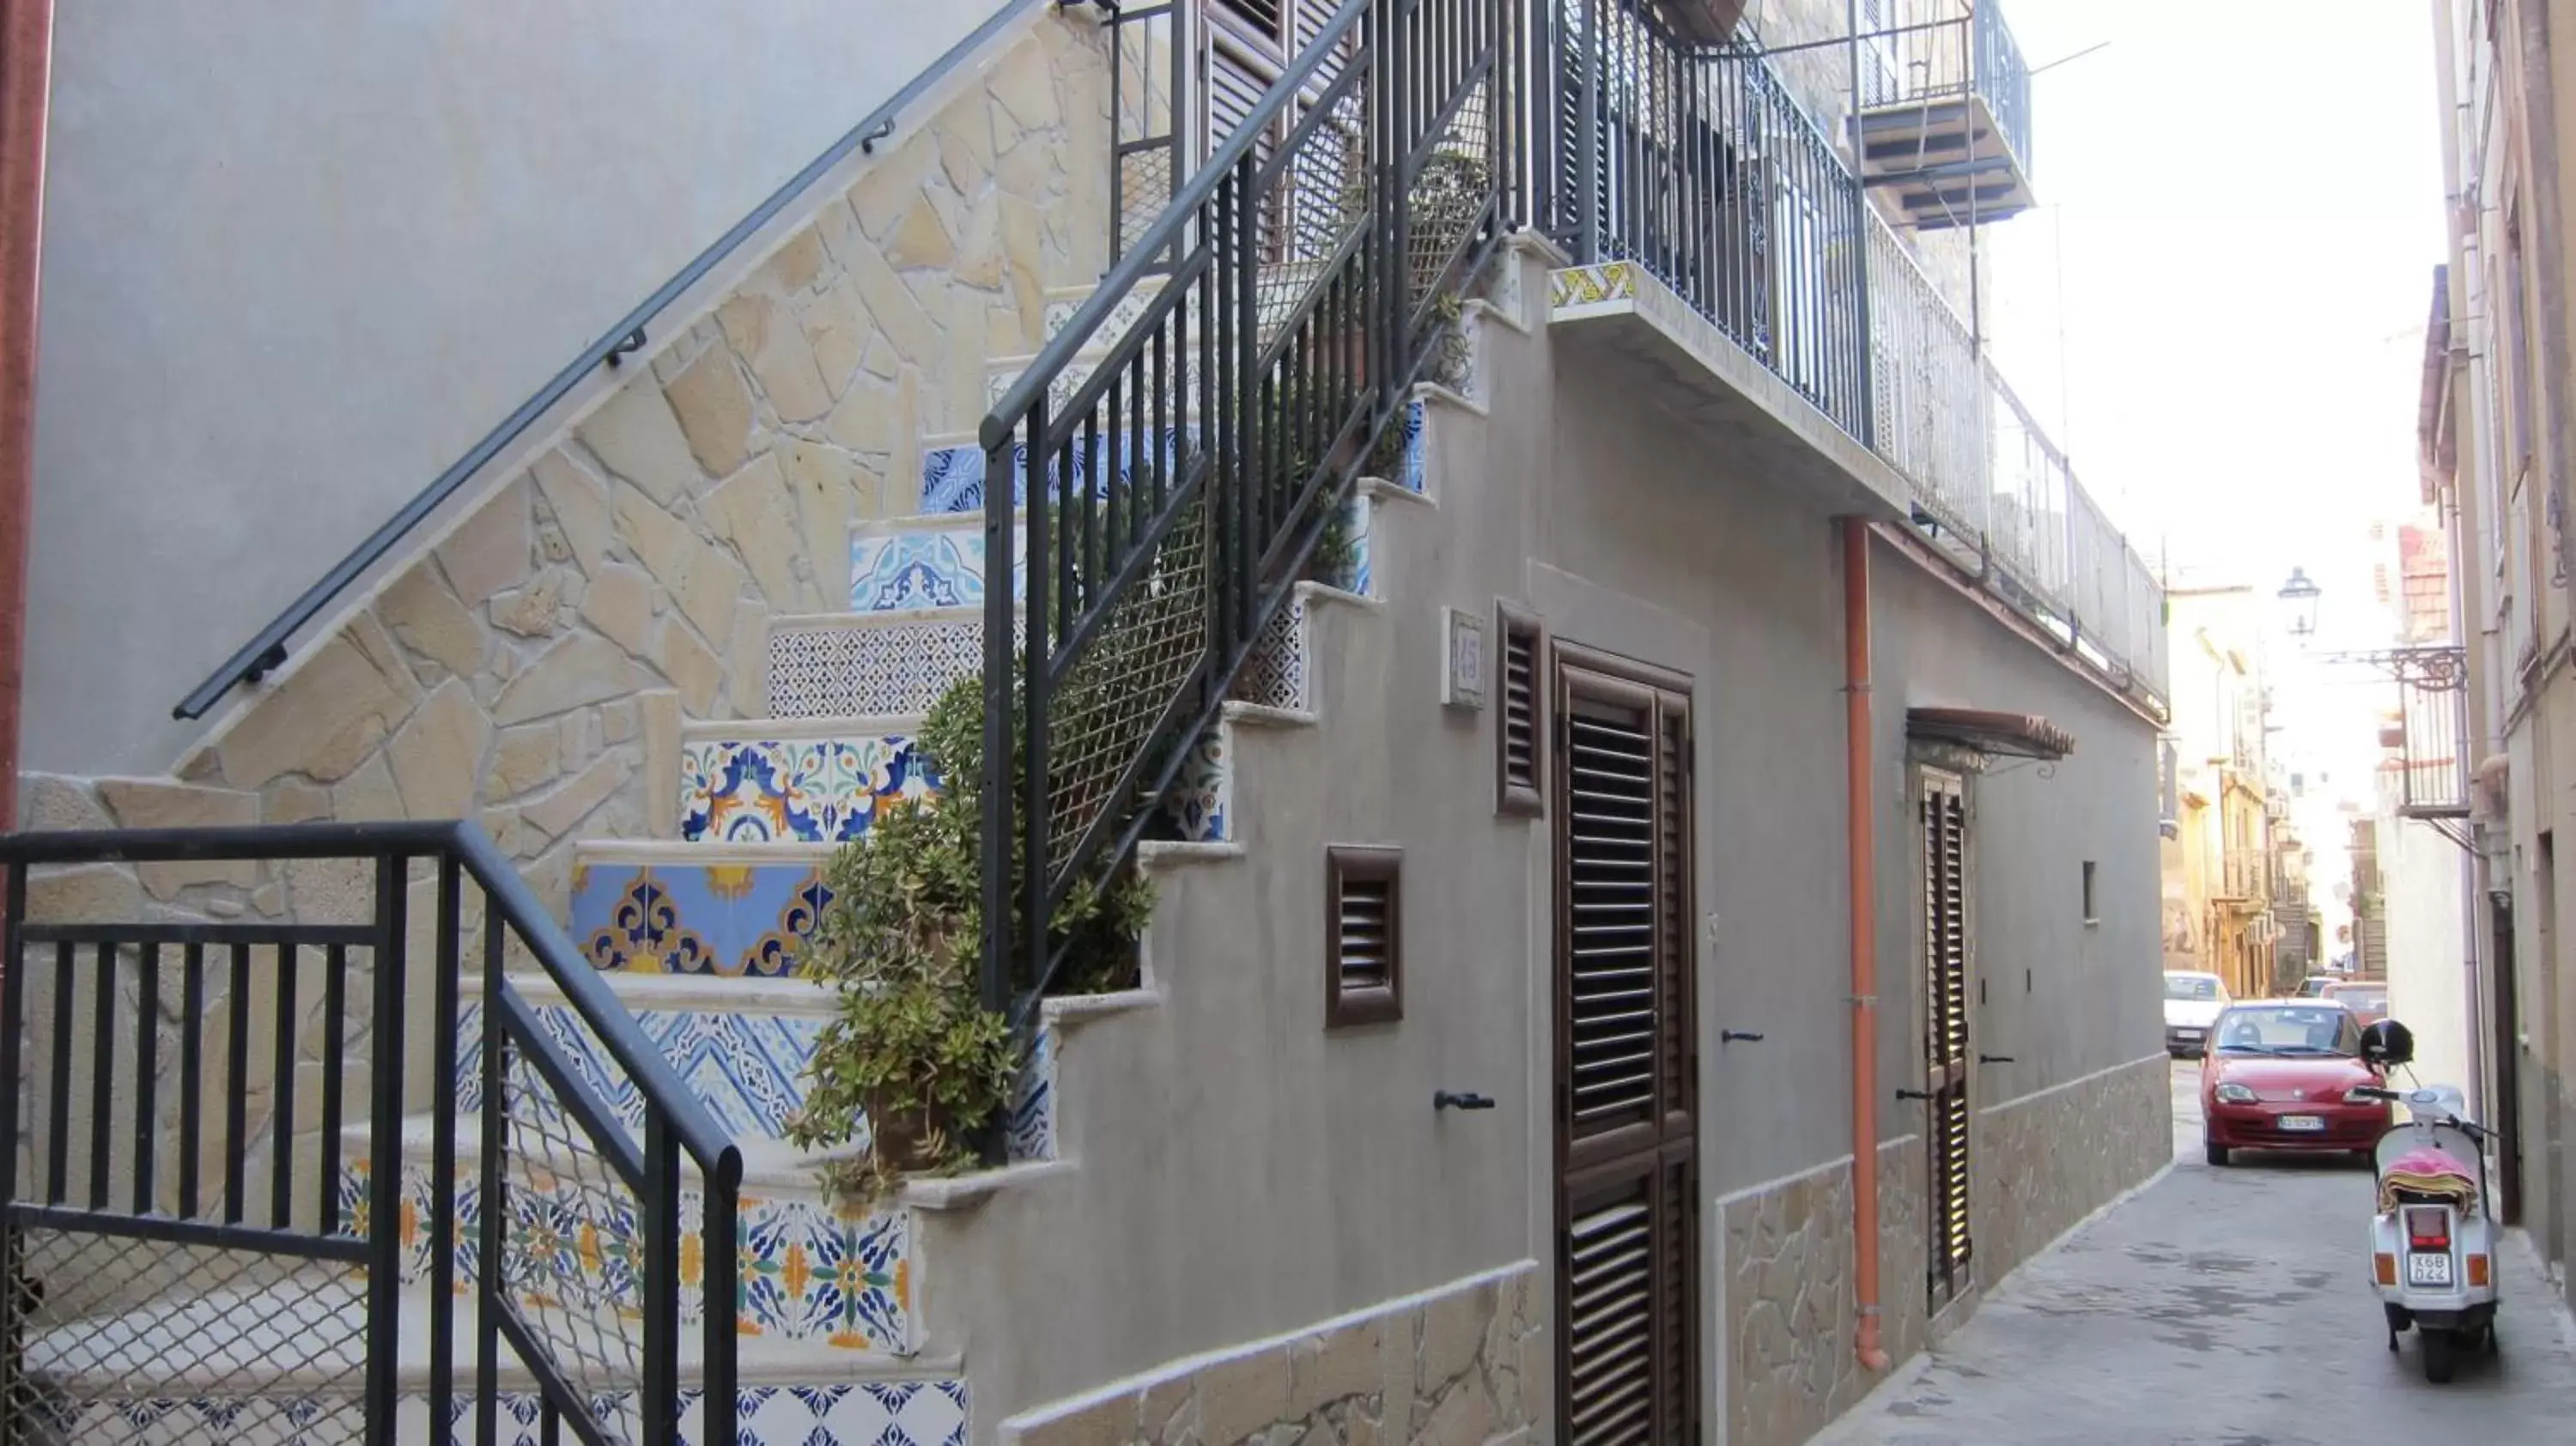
[1844,517,1893,1373]
[0,0,51,838]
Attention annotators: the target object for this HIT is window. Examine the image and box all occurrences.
[1497,603,1547,815]
[2081,860,2099,926]
[2502,201,2535,470]
[1325,846,1402,1026]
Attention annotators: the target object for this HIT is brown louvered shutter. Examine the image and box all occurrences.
[1498,605,1546,815]
[1921,771,1974,1302]
[1555,659,1696,1446]
[1325,846,1402,1026]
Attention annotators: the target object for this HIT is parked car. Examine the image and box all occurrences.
[2321,980,2389,1026]
[2295,974,2342,998]
[2200,1002,2395,1166]
[2164,971,2229,1057]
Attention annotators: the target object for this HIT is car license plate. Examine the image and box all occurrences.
[2278,1115,2325,1133]
[2176,1029,2203,1039]
[2407,1252,2454,1287]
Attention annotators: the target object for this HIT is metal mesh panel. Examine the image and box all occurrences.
[1405,82,1496,314]
[4,1236,364,1445]
[489,1030,649,1445]
[1253,66,1370,339]
[1042,500,1217,866]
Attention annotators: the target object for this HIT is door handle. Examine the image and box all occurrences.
[1978,1054,2015,1064]
[1894,1088,1935,1101]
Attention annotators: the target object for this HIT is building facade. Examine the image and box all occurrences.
[2425,0,2574,1317]
[1,3,2171,1443]
[2162,581,2280,997]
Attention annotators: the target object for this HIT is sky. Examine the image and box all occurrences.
[1970,0,2451,829]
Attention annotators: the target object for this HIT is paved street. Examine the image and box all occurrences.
[1814,1062,2576,1445]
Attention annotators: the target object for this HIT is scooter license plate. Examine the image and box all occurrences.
[2407,1252,2454,1287]
[2277,1115,2325,1132]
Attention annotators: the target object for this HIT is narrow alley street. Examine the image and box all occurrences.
[1816,1064,2576,1445]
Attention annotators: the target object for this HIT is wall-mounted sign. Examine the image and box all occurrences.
[1442,606,1486,710]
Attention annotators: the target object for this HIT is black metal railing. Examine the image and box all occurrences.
[169,0,1055,724]
[0,823,740,1446]
[977,0,1521,1034]
[1536,0,1873,440]
[1856,0,2032,175]
[1106,1,1190,264]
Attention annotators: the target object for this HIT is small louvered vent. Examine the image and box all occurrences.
[1498,606,1545,814]
[1921,771,1975,1301]
[1326,846,1402,1027]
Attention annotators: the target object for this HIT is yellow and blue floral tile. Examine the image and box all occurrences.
[339,1162,914,1354]
[1549,260,1639,309]
[573,861,832,977]
[848,525,1020,613]
[680,735,939,845]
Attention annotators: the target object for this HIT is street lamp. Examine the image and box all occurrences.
[2277,567,2322,643]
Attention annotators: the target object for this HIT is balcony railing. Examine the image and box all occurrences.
[2221,849,2263,901]
[1537,0,2165,708]
[1853,0,2034,227]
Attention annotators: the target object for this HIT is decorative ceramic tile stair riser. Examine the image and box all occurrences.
[917,424,1198,518]
[34,1379,969,1446]
[680,728,939,846]
[850,524,1025,612]
[333,1158,915,1356]
[574,851,837,979]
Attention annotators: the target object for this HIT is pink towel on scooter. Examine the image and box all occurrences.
[2379,1147,2479,1215]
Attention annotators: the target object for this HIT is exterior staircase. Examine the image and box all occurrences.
[3,0,1519,1437]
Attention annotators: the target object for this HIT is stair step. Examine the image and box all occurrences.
[336,1110,920,1358]
[915,425,1194,518]
[572,841,837,979]
[769,609,1015,720]
[679,717,938,846]
[1040,279,1170,354]
[18,1263,967,1441]
[849,515,1024,613]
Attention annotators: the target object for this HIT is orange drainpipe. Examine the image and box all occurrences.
[1843,518,1893,1372]
[0,0,52,841]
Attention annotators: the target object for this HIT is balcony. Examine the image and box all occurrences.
[1853,0,2037,228]
[2218,848,2264,902]
[1535,0,2165,713]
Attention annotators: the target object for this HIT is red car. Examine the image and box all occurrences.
[2320,979,2390,1027]
[2201,1001,2395,1166]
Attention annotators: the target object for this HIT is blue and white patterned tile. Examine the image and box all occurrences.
[916,426,1198,516]
[1229,592,1308,712]
[573,856,835,977]
[849,525,1022,612]
[1164,727,1231,843]
[1005,1026,1057,1163]
[1394,397,1427,494]
[681,734,939,845]
[42,1386,969,1446]
[435,1379,966,1444]
[769,613,1018,720]
[1342,489,1376,598]
[1043,283,1163,351]
[528,1003,834,1143]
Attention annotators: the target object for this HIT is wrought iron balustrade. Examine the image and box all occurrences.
[977,0,1522,1033]
[0,823,739,1446]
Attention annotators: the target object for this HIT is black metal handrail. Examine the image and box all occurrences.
[978,0,1521,1034]
[170,0,1057,724]
[0,822,740,1446]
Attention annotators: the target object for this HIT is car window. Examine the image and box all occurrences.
[2213,1005,2357,1056]
[2164,975,2221,1001]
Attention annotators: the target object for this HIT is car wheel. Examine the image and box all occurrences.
[2204,1139,2229,1167]
[2422,1328,2458,1383]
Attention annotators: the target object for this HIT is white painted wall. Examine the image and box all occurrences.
[27,0,1013,777]
[2380,768,2471,1092]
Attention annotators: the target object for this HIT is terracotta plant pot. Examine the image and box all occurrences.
[866,1095,957,1174]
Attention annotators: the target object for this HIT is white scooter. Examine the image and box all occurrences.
[2354,1020,2498,1383]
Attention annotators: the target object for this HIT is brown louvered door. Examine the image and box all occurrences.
[1920,770,1973,1306]
[1553,659,1697,1445]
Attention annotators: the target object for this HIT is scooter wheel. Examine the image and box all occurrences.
[2422,1328,2458,1383]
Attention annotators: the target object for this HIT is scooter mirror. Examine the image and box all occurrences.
[2362,1018,2415,1067]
